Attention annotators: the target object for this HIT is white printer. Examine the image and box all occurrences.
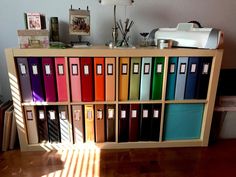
[154,23,223,49]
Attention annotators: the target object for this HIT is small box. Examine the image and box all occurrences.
[17,30,49,48]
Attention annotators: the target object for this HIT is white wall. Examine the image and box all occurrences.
[1,0,236,101]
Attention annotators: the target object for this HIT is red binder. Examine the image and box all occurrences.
[129,104,139,141]
[80,58,94,102]
[69,58,82,102]
[55,57,68,102]
[94,57,105,101]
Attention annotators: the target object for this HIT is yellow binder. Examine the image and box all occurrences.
[119,57,130,101]
[84,105,95,142]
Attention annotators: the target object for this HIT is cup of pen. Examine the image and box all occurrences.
[117,19,134,47]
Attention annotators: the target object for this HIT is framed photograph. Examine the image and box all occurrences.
[26,12,46,30]
[69,9,90,36]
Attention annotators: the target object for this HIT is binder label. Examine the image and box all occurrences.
[107,64,113,75]
[58,64,64,75]
[153,110,159,118]
[122,64,127,75]
[191,64,197,73]
[20,64,27,75]
[74,110,81,121]
[133,63,139,74]
[121,110,126,118]
[49,111,56,120]
[26,110,33,120]
[97,110,103,119]
[96,64,102,75]
[131,110,137,118]
[144,63,150,74]
[180,63,186,74]
[143,109,148,118]
[87,110,93,120]
[170,63,175,73]
[45,65,51,75]
[203,63,209,74]
[60,111,66,120]
[39,110,45,120]
[84,65,89,75]
[72,64,78,75]
[32,65,38,75]
[157,64,163,73]
[108,109,114,119]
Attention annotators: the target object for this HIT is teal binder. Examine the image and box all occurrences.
[129,57,141,100]
[140,57,152,100]
[166,57,178,100]
[163,104,204,140]
[151,57,165,100]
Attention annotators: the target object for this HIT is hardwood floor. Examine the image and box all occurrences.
[1,140,236,177]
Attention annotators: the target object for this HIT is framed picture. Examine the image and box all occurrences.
[25,12,46,30]
[69,9,90,36]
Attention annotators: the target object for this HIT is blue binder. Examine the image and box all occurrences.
[140,57,152,100]
[175,57,188,100]
[166,57,178,100]
[184,57,200,99]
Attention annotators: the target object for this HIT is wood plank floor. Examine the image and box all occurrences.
[1,140,236,177]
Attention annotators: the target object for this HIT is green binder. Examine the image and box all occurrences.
[129,57,141,100]
[151,57,165,100]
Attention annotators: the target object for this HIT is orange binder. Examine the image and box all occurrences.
[84,105,95,142]
[105,57,116,101]
[94,57,105,101]
[69,58,81,102]
[119,57,130,101]
[55,57,68,102]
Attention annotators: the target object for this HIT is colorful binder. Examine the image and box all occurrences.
[118,104,129,142]
[55,57,68,102]
[106,105,116,142]
[24,106,39,144]
[184,57,200,99]
[151,57,165,100]
[47,106,60,142]
[72,105,84,143]
[36,106,48,143]
[80,58,94,102]
[195,57,212,99]
[175,57,188,100]
[95,104,105,143]
[58,105,70,143]
[166,57,178,100]
[140,104,151,141]
[129,104,139,142]
[105,57,116,101]
[28,57,45,102]
[16,58,33,102]
[140,57,152,100]
[84,105,95,142]
[42,57,57,102]
[119,57,130,101]
[69,58,82,102]
[129,57,141,100]
[150,104,161,141]
[94,57,105,101]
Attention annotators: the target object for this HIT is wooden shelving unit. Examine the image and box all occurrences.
[5,47,223,151]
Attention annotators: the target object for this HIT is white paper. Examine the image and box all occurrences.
[32,65,38,75]
[180,64,186,73]
[20,64,26,75]
[60,111,66,120]
[170,64,175,73]
[121,110,126,118]
[97,110,103,119]
[87,110,92,120]
[49,111,55,120]
[27,111,33,120]
[122,64,127,74]
[143,110,148,118]
[153,110,159,118]
[157,64,162,73]
[84,65,89,75]
[72,64,78,75]
[108,109,114,119]
[45,65,51,75]
[203,64,209,74]
[97,65,102,75]
[133,64,139,73]
[39,110,44,120]
[144,64,150,74]
[191,64,197,73]
[58,65,64,75]
[108,64,113,74]
[131,110,137,118]
[74,110,80,121]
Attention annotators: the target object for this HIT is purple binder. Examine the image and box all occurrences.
[16,58,33,102]
[42,58,57,102]
[28,58,45,102]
